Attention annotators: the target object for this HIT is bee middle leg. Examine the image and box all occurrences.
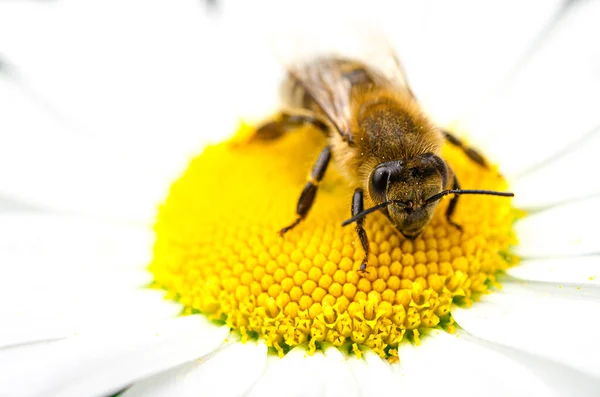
[443,130,487,168]
[280,146,332,235]
[351,188,370,273]
[255,110,329,141]
[446,175,463,231]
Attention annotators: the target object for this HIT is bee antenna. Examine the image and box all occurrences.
[341,200,406,227]
[425,189,514,204]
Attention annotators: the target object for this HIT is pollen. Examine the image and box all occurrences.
[150,124,519,359]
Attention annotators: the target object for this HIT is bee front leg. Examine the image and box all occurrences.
[351,188,370,273]
[255,110,330,141]
[443,130,487,168]
[446,175,463,232]
[280,146,332,235]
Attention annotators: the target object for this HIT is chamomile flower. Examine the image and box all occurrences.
[1,1,599,397]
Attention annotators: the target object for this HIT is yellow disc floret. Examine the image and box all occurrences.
[150,124,519,359]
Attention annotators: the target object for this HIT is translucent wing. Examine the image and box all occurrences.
[272,27,414,140]
[359,38,415,97]
[286,58,354,140]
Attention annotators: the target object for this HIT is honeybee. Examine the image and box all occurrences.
[255,44,513,272]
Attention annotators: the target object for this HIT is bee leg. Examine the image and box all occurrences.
[446,175,463,232]
[255,110,329,141]
[443,130,487,168]
[351,188,370,273]
[280,146,332,235]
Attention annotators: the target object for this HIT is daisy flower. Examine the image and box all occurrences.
[1,1,600,396]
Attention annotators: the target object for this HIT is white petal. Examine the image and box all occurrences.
[0,195,37,212]
[0,1,252,222]
[246,348,321,397]
[0,318,67,349]
[0,214,183,347]
[0,315,229,397]
[508,256,600,286]
[0,75,180,223]
[388,0,564,126]
[0,214,153,272]
[321,347,360,397]
[392,330,558,397]
[0,1,238,143]
[121,340,267,397]
[347,351,401,396]
[512,127,600,210]
[513,197,600,258]
[453,281,600,377]
[463,1,600,177]
[460,331,600,397]
[0,289,184,348]
[247,346,357,397]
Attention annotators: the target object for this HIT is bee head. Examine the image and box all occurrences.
[343,156,512,235]
[368,153,448,239]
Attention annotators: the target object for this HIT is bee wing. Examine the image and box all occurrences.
[273,27,414,139]
[358,38,415,97]
[287,59,353,139]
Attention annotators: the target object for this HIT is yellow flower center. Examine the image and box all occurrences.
[150,124,519,361]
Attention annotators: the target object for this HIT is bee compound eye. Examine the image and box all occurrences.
[371,167,389,195]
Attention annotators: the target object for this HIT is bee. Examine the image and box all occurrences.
[255,44,513,272]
